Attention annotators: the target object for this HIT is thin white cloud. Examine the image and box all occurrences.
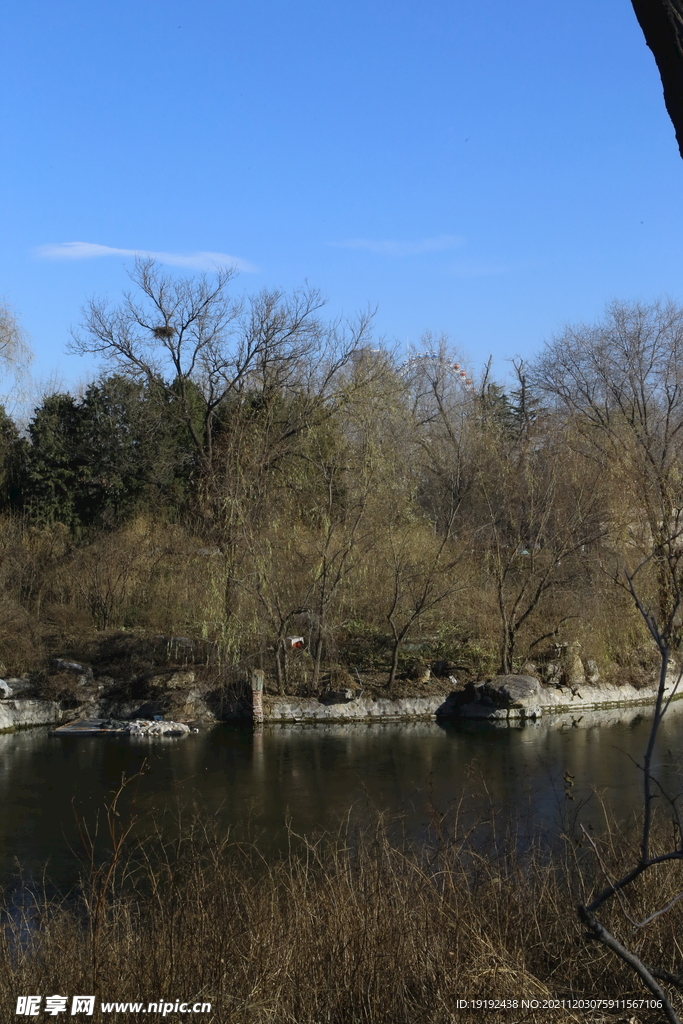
[329,234,464,256]
[448,260,522,278]
[35,241,258,273]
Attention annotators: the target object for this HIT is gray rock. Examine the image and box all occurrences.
[459,701,543,720]
[180,689,218,722]
[516,704,543,719]
[562,643,585,688]
[544,662,561,684]
[0,680,12,698]
[53,659,93,679]
[586,659,600,684]
[322,688,356,704]
[0,699,71,733]
[123,719,190,736]
[459,703,510,719]
[117,701,164,719]
[149,670,196,689]
[5,678,34,696]
[481,674,542,707]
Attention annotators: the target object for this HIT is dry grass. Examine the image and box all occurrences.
[0,511,659,691]
[2,805,681,1024]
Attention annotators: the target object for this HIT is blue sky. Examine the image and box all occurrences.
[2,0,683,401]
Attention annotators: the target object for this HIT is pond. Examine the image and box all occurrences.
[2,701,683,892]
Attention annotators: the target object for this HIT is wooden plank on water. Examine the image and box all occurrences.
[52,718,110,735]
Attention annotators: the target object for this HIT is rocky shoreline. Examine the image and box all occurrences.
[2,668,681,733]
[454,672,683,720]
[0,697,67,733]
[251,673,683,723]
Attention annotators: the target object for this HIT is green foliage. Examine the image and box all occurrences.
[17,377,197,528]
[0,404,23,508]
[22,393,81,526]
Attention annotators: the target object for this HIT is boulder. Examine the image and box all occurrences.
[544,662,561,685]
[165,687,218,723]
[586,659,600,684]
[321,688,356,705]
[0,680,12,698]
[53,659,93,680]
[1,699,66,732]
[481,674,543,708]
[124,719,190,736]
[148,670,196,689]
[459,701,543,720]
[565,654,585,687]
[561,642,585,688]
[6,677,34,695]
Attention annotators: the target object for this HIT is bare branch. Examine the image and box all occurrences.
[578,905,682,1024]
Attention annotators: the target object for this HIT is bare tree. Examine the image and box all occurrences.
[0,299,32,409]
[0,300,30,367]
[71,258,371,476]
[383,511,464,691]
[477,423,603,674]
[403,335,479,534]
[71,258,241,467]
[577,544,683,1023]
[532,299,683,625]
[533,300,683,1017]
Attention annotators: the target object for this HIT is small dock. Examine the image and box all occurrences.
[52,718,112,735]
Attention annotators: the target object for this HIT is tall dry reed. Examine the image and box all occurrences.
[2,802,681,1023]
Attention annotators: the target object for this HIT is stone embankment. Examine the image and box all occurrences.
[262,693,461,723]
[258,673,683,723]
[457,673,682,721]
[258,698,683,736]
[0,697,68,733]
[1,658,682,732]
[0,674,81,733]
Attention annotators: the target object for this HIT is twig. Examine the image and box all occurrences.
[578,905,681,1024]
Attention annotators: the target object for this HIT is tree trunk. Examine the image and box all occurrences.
[387,638,402,692]
[275,641,285,696]
[498,592,513,674]
[312,622,324,694]
[630,0,683,160]
[502,627,515,675]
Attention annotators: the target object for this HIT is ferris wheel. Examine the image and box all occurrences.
[401,350,474,390]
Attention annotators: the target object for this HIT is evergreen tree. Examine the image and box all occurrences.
[22,394,81,525]
[19,378,198,528]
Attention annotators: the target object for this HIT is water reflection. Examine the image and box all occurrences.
[1,700,682,891]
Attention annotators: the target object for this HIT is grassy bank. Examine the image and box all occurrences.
[2,804,682,1023]
[0,493,667,720]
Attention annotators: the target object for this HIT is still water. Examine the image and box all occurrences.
[1,702,683,892]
